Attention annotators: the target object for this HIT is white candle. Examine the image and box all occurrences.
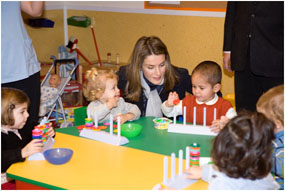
[179,150,183,176]
[171,153,176,180]
[214,108,217,120]
[193,107,196,126]
[183,106,186,126]
[186,146,190,170]
[117,117,121,137]
[110,114,113,135]
[163,156,168,184]
[94,112,98,127]
[174,106,176,124]
[203,107,206,127]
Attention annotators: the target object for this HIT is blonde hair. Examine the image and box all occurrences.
[256,85,284,125]
[83,68,118,101]
[125,36,179,102]
[1,88,30,126]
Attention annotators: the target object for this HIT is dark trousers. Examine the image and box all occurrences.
[234,63,283,112]
[2,72,41,124]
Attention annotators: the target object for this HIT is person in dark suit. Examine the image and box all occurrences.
[223,2,284,112]
[117,36,192,117]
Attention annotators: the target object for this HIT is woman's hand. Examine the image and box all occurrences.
[166,92,179,107]
[184,166,202,179]
[21,139,44,158]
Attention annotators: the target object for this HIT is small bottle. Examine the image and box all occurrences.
[116,53,120,65]
[107,53,111,64]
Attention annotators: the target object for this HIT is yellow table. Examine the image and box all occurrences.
[7,132,208,189]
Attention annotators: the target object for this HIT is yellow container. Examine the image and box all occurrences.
[153,118,172,129]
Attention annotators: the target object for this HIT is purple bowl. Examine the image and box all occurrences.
[43,148,73,165]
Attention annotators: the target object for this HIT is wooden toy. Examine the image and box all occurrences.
[168,106,217,136]
[80,113,129,146]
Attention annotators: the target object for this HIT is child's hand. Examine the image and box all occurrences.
[47,126,55,137]
[210,116,229,133]
[106,97,118,110]
[166,92,179,107]
[184,166,202,179]
[114,113,135,124]
[21,139,44,158]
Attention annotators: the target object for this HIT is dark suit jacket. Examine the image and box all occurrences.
[223,2,284,77]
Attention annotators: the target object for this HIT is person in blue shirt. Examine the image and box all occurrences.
[1,1,43,125]
[257,85,284,190]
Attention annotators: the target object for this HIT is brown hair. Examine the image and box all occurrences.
[256,84,284,125]
[124,36,179,102]
[1,88,30,126]
[83,68,118,101]
[211,112,275,180]
[192,61,222,86]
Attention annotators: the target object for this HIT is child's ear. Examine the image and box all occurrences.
[213,83,221,93]
[274,119,284,130]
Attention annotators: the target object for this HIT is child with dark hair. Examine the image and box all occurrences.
[1,88,55,187]
[185,112,280,189]
[162,61,236,129]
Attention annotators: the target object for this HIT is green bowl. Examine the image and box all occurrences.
[121,123,142,138]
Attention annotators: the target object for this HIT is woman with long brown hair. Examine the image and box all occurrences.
[117,36,192,117]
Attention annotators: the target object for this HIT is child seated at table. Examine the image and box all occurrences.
[184,112,280,190]
[161,61,236,130]
[1,88,55,187]
[83,68,141,124]
[257,85,284,190]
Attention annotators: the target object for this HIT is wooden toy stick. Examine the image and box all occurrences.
[110,114,113,135]
[183,106,186,126]
[94,112,98,127]
[174,106,176,124]
[163,156,168,184]
[193,107,196,126]
[117,117,121,137]
[87,110,91,119]
[179,149,183,176]
[203,107,206,127]
[171,153,176,180]
[186,146,190,170]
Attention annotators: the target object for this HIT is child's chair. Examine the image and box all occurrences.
[74,106,87,126]
[224,93,236,110]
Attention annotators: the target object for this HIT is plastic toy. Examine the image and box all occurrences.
[153,146,197,190]
[153,146,212,190]
[43,148,73,165]
[173,99,180,105]
[121,123,142,138]
[76,118,108,132]
[153,117,172,129]
[49,74,61,88]
[79,114,129,146]
[168,106,217,136]
[32,119,52,144]
[190,143,200,166]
